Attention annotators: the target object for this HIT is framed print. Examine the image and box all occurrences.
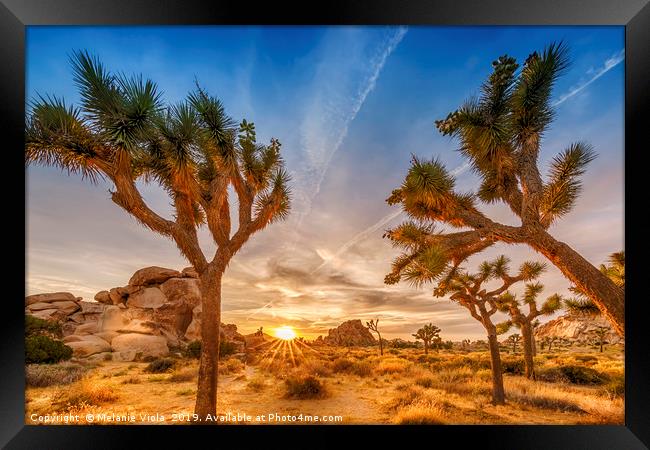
[2,0,649,448]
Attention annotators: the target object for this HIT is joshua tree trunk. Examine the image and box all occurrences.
[486,327,505,405]
[599,341,604,353]
[531,334,537,357]
[378,332,383,356]
[520,323,536,380]
[531,231,624,336]
[424,341,429,355]
[194,266,224,421]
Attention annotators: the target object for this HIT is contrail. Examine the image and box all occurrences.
[292,27,409,232]
[552,49,624,107]
[312,159,471,274]
[311,208,403,274]
[311,50,625,271]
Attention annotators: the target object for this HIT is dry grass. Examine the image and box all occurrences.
[25,344,624,425]
[26,363,87,387]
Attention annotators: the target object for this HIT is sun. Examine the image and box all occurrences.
[274,325,297,341]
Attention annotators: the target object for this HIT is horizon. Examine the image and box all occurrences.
[26,25,624,341]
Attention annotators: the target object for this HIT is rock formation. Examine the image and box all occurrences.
[535,312,622,345]
[25,266,245,361]
[321,319,376,346]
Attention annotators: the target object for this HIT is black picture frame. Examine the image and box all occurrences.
[2,0,648,448]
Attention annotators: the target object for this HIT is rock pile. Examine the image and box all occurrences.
[535,312,622,345]
[25,266,245,361]
[318,319,376,346]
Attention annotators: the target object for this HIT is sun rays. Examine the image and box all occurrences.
[254,329,322,370]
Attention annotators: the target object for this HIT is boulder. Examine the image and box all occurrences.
[160,278,201,306]
[111,333,169,359]
[116,319,158,335]
[74,322,98,335]
[68,312,87,324]
[80,301,106,314]
[30,309,67,321]
[95,331,119,344]
[322,320,376,346]
[128,266,181,287]
[94,291,112,304]
[49,301,80,315]
[86,352,113,363]
[112,351,138,362]
[109,287,127,305]
[535,313,622,344]
[153,303,194,338]
[66,335,111,357]
[98,306,129,332]
[63,335,85,343]
[126,287,166,309]
[181,266,199,278]
[25,292,77,306]
[26,302,57,311]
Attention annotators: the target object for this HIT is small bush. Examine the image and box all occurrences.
[53,380,119,410]
[121,376,141,384]
[176,388,195,396]
[603,374,625,396]
[247,376,267,392]
[303,361,333,377]
[169,367,196,382]
[559,365,608,385]
[219,358,244,374]
[501,358,525,375]
[331,358,354,373]
[25,335,73,364]
[25,315,63,338]
[394,405,447,424]
[144,358,175,374]
[414,375,436,388]
[284,373,328,399]
[184,340,202,359]
[25,363,86,387]
[220,340,238,357]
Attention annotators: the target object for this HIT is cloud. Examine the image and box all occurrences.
[552,49,624,107]
[291,27,408,228]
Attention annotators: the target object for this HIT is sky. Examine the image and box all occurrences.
[25,26,624,341]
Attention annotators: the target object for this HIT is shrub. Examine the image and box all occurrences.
[331,358,354,373]
[25,315,63,338]
[184,340,202,359]
[25,363,86,387]
[603,374,625,396]
[284,373,328,399]
[303,360,333,377]
[247,376,267,392]
[501,358,525,375]
[394,405,447,424]
[121,376,141,384]
[25,335,73,364]
[559,365,608,385]
[53,380,119,410]
[220,341,238,357]
[169,367,196,382]
[144,358,175,374]
[219,358,244,374]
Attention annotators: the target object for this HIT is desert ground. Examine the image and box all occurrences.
[26,340,624,425]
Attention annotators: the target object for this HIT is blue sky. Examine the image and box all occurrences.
[26,26,624,340]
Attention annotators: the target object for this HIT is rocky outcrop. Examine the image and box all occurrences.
[322,320,376,346]
[535,313,622,345]
[26,265,246,360]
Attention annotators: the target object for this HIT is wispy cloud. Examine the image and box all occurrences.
[552,49,624,107]
[312,159,471,272]
[292,27,408,228]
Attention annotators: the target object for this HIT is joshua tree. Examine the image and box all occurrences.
[384,43,624,335]
[256,327,264,337]
[600,251,625,288]
[395,255,545,405]
[506,334,521,354]
[495,280,563,379]
[366,319,384,355]
[592,326,609,352]
[545,336,558,352]
[412,323,441,355]
[565,251,624,316]
[25,52,291,420]
[461,338,471,350]
[531,319,541,357]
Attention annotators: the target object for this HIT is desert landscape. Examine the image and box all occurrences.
[25,266,623,425]
[25,26,625,425]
